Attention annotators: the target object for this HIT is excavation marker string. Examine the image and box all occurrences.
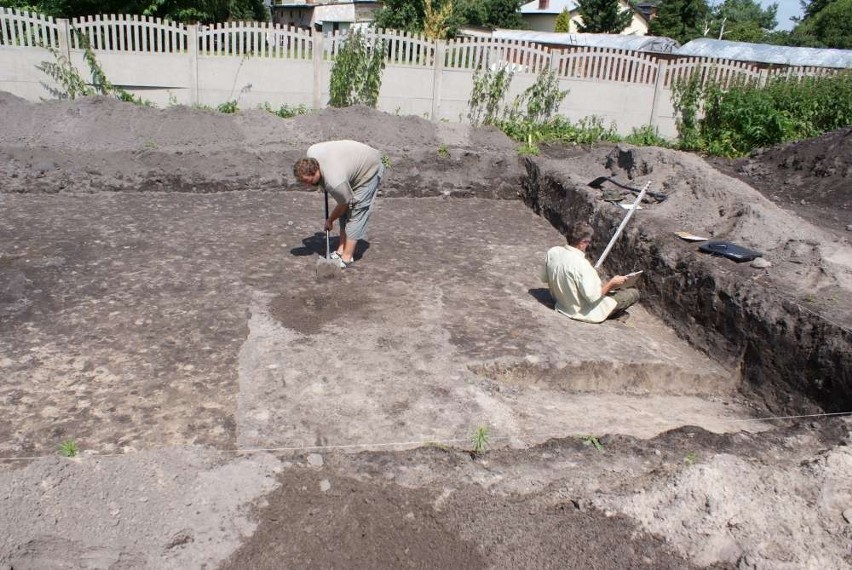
[1,410,850,463]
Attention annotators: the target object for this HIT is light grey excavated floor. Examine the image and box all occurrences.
[0,191,766,464]
[235,195,765,453]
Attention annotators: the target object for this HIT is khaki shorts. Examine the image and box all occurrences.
[341,165,383,241]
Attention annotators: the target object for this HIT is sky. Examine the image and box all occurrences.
[762,0,803,31]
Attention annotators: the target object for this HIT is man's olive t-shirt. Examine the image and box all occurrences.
[307,140,381,207]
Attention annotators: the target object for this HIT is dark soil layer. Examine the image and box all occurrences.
[221,420,848,569]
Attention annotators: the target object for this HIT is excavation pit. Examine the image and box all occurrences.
[1,97,850,569]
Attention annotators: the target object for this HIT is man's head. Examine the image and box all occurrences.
[567,222,594,251]
[293,157,321,185]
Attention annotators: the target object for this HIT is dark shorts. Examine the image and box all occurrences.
[608,288,640,317]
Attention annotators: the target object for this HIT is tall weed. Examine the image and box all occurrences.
[38,37,147,105]
[329,30,386,108]
[467,61,514,127]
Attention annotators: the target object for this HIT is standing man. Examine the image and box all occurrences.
[293,140,384,268]
[538,222,639,323]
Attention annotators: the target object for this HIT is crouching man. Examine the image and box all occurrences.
[293,140,384,268]
[538,222,639,323]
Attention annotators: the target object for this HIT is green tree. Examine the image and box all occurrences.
[455,0,488,26]
[554,7,571,32]
[801,0,833,18]
[576,0,633,33]
[141,0,268,23]
[372,0,425,31]
[373,0,523,34]
[790,0,852,48]
[711,0,778,42]
[423,0,453,39]
[0,0,268,21]
[485,0,524,28]
[649,0,711,44]
[0,0,140,16]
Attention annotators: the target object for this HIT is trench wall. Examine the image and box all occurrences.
[520,157,852,415]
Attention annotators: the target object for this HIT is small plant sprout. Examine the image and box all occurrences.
[217,100,238,114]
[437,144,449,158]
[58,440,79,457]
[471,426,490,457]
[581,435,604,451]
[684,452,699,466]
[381,154,392,169]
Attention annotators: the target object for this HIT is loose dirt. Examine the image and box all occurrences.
[1,94,851,569]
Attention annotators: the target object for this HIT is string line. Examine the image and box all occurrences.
[1,410,849,463]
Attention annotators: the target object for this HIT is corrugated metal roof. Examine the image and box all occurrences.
[677,38,852,69]
[491,30,679,53]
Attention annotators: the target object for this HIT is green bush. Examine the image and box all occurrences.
[672,70,852,157]
[625,124,671,147]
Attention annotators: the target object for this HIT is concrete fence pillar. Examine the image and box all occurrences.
[650,58,668,129]
[56,18,71,59]
[430,39,446,121]
[188,24,199,106]
[312,31,323,110]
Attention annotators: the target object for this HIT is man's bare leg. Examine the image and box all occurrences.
[336,228,357,262]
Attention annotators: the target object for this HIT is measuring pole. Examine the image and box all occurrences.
[595,181,652,269]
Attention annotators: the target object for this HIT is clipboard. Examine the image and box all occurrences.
[620,270,643,288]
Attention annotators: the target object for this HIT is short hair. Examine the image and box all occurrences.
[293,157,319,179]
[567,222,594,247]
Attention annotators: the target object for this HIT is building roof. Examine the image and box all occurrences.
[677,38,852,69]
[519,0,578,15]
[313,4,355,23]
[491,30,679,54]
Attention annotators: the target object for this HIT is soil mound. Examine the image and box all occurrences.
[715,127,852,234]
[0,96,523,198]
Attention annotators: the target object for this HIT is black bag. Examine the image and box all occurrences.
[699,241,762,262]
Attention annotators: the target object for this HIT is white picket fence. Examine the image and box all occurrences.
[1,7,843,136]
[2,8,839,84]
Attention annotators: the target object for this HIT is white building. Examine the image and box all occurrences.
[270,0,379,33]
[519,0,649,35]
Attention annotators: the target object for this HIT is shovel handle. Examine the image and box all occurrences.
[324,190,331,259]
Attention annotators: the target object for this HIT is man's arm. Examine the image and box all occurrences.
[601,275,628,295]
[537,253,550,283]
[328,180,355,206]
[324,202,349,231]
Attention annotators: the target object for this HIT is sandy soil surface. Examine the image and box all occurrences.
[1,93,851,569]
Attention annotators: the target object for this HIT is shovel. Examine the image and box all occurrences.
[589,175,668,202]
[316,189,341,280]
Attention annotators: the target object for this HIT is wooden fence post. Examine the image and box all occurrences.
[430,39,445,121]
[650,58,668,129]
[312,30,323,110]
[188,24,199,106]
[57,18,71,59]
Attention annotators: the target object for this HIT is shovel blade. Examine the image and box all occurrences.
[316,258,341,280]
[588,176,611,189]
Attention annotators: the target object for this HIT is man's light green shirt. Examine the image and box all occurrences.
[538,245,616,323]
